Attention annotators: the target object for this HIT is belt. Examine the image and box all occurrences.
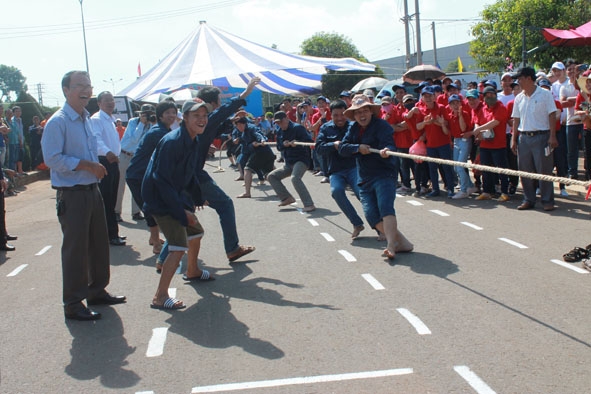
[520,130,549,137]
[121,149,133,157]
[53,183,97,191]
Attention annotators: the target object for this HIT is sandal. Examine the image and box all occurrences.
[583,259,591,271]
[563,247,589,262]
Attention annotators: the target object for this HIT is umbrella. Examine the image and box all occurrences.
[351,77,389,93]
[542,21,591,47]
[403,65,446,84]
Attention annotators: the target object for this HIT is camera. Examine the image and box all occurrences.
[580,102,590,114]
[149,114,157,123]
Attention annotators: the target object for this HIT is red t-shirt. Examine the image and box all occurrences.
[416,103,450,148]
[444,107,472,139]
[480,101,508,149]
[553,99,563,131]
[386,107,413,149]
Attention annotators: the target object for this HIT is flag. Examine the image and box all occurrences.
[457,56,464,72]
[137,62,142,77]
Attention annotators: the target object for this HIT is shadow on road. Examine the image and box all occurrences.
[65,309,139,388]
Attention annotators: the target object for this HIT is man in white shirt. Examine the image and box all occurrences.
[510,67,558,212]
[91,91,125,245]
[559,59,584,179]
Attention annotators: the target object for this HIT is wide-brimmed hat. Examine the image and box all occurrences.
[577,74,591,94]
[136,104,155,114]
[343,94,381,120]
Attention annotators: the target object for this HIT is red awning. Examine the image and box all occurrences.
[542,21,591,47]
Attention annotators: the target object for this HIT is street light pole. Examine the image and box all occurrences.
[103,78,123,92]
[79,0,89,74]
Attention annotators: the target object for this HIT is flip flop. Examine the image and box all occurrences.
[150,298,186,310]
[228,245,256,262]
[182,270,215,282]
[563,247,588,262]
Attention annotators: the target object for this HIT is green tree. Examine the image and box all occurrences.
[300,32,383,98]
[470,0,591,72]
[445,59,461,73]
[0,65,27,101]
[14,91,43,171]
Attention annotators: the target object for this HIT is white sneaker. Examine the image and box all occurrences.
[452,191,469,199]
[560,189,569,197]
[466,186,479,195]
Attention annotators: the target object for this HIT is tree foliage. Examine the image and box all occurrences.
[0,65,27,101]
[445,59,461,73]
[470,0,591,72]
[300,32,383,98]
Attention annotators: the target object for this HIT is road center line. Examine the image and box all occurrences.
[396,308,432,335]
[191,368,413,393]
[550,259,589,274]
[406,200,424,206]
[429,209,449,217]
[338,250,357,262]
[461,222,483,230]
[35,245,52,256]
[135,391,155,394]
[454,365,496,394]
[308,219,319,226]
[146,327,169,357]
[7,264,28,277]
[320,232,335,242]
[498,237,528,249]
[362,273,385,290]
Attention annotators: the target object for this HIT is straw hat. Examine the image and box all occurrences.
[343,94,381,120]
[577,71,591,94]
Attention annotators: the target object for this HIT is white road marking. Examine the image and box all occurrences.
[308,219,319,226]
[191,368,413,393]
[454,365,496,394]
[362,274,385,290]
[7,264,28,277]
[338,250,357,262]
[406,200,424,206]
[461,222,483,230]
[498,238,528,249]
[320,232,335,242]
[135,391,155,394]
[429,209,449,217]
[396,308,432,335]
[146,327,169,357]
[550,259,589,274]
[35,245,52,256]
[169,288,177,299]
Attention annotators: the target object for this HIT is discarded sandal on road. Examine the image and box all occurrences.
[150,298,186,310]
[563,247,589,262]
[182,270,215,282]
[583,259,591,271]
[228,245,256,262]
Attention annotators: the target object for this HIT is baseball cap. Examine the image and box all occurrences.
[551,61,565,71]
[414,81,430,93]
[483,86,497,95]
[316,96,328,103]
[484,80,498,89]
[377,90,392,98]
[446,83,459,91]
[447,94,461,103]
[339,90,351,97]
[273,111,288,122]
[421,86,435,95]
[501,72,513,81]
[363,89,375,98]
[465,89,480,99]
[537,78,552,88]
[433,85,443,93]
[402,94,415,103]
[181,100,211,114]
[511,67,536,80]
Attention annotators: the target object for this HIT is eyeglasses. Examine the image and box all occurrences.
[70,84,93,90]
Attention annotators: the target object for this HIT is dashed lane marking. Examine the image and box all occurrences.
[454,365,496,394]
[550,259,589,274]
[308,219,319,226]
[191,368,414,393]
[429,209,449,217]
[498,237,528,249]
[35,245,52,256]
[362,274,385,290]
[396,308,432,335]
[6,264,28,277]
[461,222,483,230]
[338,250,357,262]
[135,391,155,394]
[146,327,169,357]
[320,232,335,242]
[406,200,424,206]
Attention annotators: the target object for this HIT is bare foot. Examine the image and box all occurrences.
[236,193,251,198]
[382,248,395,260]
[278,196,296,206]
[352,225,365,239]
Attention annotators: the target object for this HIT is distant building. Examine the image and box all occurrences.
[374,42,475,80]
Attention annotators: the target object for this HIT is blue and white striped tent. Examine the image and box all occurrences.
[118,22,375,100]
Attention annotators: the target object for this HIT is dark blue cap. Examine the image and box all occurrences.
[377,90,392,98]
[339,90,351,97]
[448,94,461,103]
[421,86,435,95]
[484,80,498,89]
[537,78,552,88]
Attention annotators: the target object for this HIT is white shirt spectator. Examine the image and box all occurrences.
[512,86,557,131]
[91,109,121,156]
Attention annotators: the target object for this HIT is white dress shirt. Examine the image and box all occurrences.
[90,109,121,156]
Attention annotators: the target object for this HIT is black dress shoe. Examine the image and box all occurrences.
[87,293,127,305]
[109,237,126,246]
[65,307,101,321]
[6,234,17,241]
[0,243,15,251]
[132,212,145,221]
[115,213,123,222]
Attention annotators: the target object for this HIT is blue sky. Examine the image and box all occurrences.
[3,0,490,106]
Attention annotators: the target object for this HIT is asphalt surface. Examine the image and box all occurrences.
[1,155,591,394]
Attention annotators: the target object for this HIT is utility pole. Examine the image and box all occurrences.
[79,0,89,73]
[403,0,411,71]
[415,0,422,65]
[37,83,44,106]
[432,22,438,67]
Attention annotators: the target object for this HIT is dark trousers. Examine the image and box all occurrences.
[57,186,110,308]
[505,134,519,187]
[98,157,120,239]
[126,177,157,228]
[0,189,6,242]
[480,147,509,194]
[554,126,568,188]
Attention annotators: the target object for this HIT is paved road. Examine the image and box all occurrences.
[1,156,590,394]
